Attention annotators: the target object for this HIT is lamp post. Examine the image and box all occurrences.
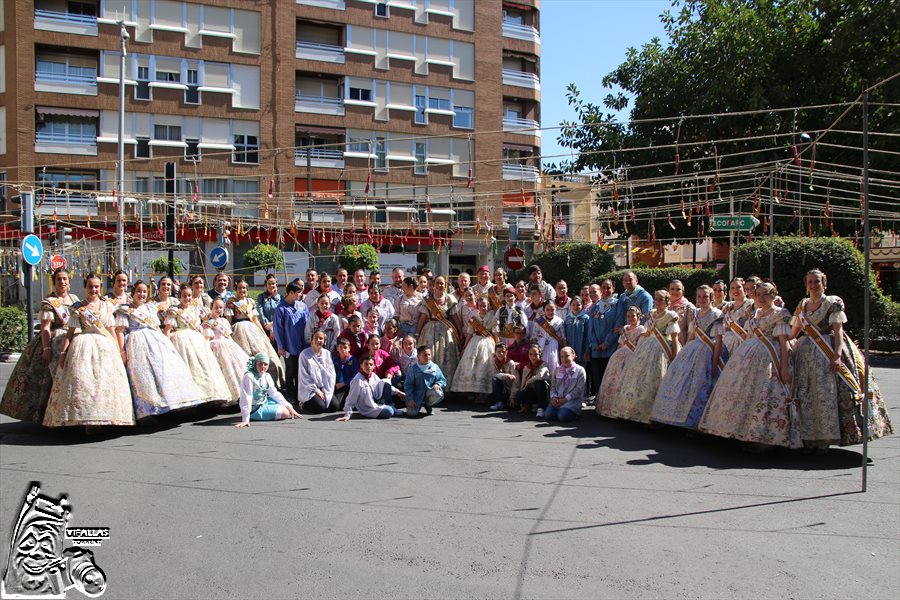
[116,21,129,271]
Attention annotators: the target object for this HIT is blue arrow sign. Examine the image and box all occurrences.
[21,234,44,266]
[210,246,229,270]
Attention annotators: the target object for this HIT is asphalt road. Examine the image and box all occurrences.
[1,359,898,600]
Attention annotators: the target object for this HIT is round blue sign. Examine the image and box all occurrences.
[210,246,229,270]
[21,234,44,267]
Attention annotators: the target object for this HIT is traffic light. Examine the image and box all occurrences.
[47,226,57,245]
[61,227,73,243]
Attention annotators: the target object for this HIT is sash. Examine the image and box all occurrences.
[651,326,676,362]
[170,307,202,332]
[424,296,462,345]
[537,319,564,346]
[45,297,71,328]
[623,339,636,352]
[471,318,498,343]
[797,310,863,400]
[229,298,254,318]
[207,318,233,339]
[488,288,503,310]
[77,305,118,344]
[119,306,161,332]
[752,326,789,388]
[692,312,725,370]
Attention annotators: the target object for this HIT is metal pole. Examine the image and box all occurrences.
[22,192,35,342]
[769,174,775,279]
[116,22,129,270]
[861,87,871,492]
[165,163,177,278]
[728,193,734,281]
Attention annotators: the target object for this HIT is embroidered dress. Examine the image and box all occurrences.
[151,297,175,325]
[166,305,231,404]
[117,304,205,417]
[791,296,892,446]
[529,315,566,376]
[417,294,460,386]
[1,294,78,423]
[722,298,755,356]
[227,297,282,379]
[603,310,679,423]
[669,297,697,347]
[203,317,250,403]
[699,308,800,448]
[494,304,527,346]
[651,307,726,428]
[451,311,498,394]
[304,309,342,351]
[596,325,646,416]
[44,301,135,427]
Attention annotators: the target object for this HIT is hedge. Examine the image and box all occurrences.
[0,306,28,353]
[593,267,722,299]
[525,243,616,290]
[733,237,897,339]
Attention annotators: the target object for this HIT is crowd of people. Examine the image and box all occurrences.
[0,263,893,452]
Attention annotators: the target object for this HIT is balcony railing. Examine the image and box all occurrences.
[502,163,540,181]
[295,92,345,115]
[502,116,541,136]
[502,69,540,90]
[295,40,345,63]
[295,148,344,160]
[36,70,97,85]
[34,9,98,35]
[35,9,97,25]
[502,21,540,44]
[36,131,97,145]
[296,0,346,8]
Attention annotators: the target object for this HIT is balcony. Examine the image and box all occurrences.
[296,40,345,64]
[295,93,345,116]
[34,9,98,36]
[295,147,345,169]
[502,117,541,137]
[502,69,540,91]
[34,194,98,217]
[35,69,97,96]
[502,21,540,44]
[35,131,98,155]
[503,164,540,182]
[296,0,346,8]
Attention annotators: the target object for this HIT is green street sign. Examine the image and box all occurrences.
[709,214,760,232]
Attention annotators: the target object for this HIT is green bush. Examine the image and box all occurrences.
[526,242,616,290]
[595,267,722,299]
[149,256,186,275]
[243,244,285,274]
[0,306,28,353]
[338,244,379,274]
[733,237,893,339]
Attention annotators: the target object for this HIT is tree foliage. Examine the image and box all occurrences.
[557,0,900,241]
[149,256,186,275]
[595,267,721,299]
[0,306,28,353]
[526,243,616,290]
[339,244,379,274]
[243,244,285,274]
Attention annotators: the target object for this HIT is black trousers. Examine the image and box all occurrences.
[301,393,335,414]
[513,380,549,410]
[282,354,299,400]
[590,357,610,396]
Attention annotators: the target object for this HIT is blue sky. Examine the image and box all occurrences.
[539,0,671,167]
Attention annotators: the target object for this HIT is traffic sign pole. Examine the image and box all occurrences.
[22,193,35,343]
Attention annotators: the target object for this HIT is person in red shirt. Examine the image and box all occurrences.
[338,314,368,358]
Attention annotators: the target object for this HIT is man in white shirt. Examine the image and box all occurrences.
[359,285,395,331]
[382,268,405,304]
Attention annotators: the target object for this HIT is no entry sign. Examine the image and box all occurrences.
[504,247,526,270]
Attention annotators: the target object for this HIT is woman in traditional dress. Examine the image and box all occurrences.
[651,285,725,429]
[415,275,429,295]
[699,282,800,449]
[43,274,134,427]
[488,268,507,310]
[1,268,78,423]
[203,297,250,404]
[115,280,205,418]
[722,278,755,357]
[596,306,645,416]
[152,276,175,323]
[743,276,761,308]
[451,297,498,400]
[395,277,423,338]
[451,288,477,334]
[164,286,231,404]
[667,279,696,347]
[494,285,528,346]
[416,276,460,387]
[236,353,302,427]
[711,280,729,310]
[529,302,566,377]
[305,294,342,351]
[603,290,680,423]
[105,270,130,307]
[790,269,893,451]
[191,275,212,313]
[226,277,282,380]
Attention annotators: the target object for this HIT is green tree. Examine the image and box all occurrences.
[243,244,285,274]
[149,256,186,275]
[558,0,900,241]
[526,242,616,290]
[339,244,379,274]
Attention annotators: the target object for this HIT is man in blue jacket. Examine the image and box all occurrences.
[587,280,618,397]
[615,271,653,333]
[273,281,309,401]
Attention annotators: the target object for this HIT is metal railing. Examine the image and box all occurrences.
[34,9,97,25]
[502,163,540,181]
[36,131,97,145]
[36,194,97,206]
[35,70,97,85]
[294,147,344,160]
[502,116,540,133]
[295,40,344,56]
[295,93,344,107]
[502,69,540,88]
[502,21,540,42]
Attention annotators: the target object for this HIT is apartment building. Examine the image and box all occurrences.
[0,0,542,278]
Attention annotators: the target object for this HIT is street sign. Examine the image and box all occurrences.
[504,247,526,270]
[50,255,67,271]
[709,214,760,232]
[210,246,229,270]
[21,234,44,266]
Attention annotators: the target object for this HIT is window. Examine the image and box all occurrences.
[134,177,149,215]
[503,7,525,25]
[428,97,451,111]
[155,70,180,83]
[36,115,97,144]
[185,69,199,104]
[36,170,98,197]
[135,137,150,158]
[68,1,97,17]
[185,138,200,161]
[414,94,426,124]
[136,66,150,100]
[374,137,387,171]
[453,106,473,129]
[153,124,181,141]
[347,137,370,154]
[349,87,372,102]
[233,135,259,164]
[375,3,388,17]
[414,142,426,175]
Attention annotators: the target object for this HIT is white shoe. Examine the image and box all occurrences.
[490,402,504,410]
[536,408,545,418]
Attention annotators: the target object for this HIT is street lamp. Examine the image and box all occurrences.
[116,21,129,271]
